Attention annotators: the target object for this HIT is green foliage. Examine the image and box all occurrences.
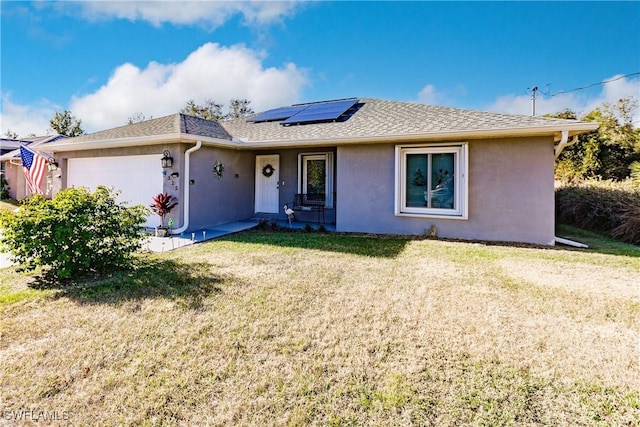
[0,186,149,279]
[227,98,254,119]
[181,98,255,121]
[631,161,640,184]
[0,175,10,199]
[181,99,224,122]
[127,112,149,125]
[4,129,18,139]
[552,97,640,182]
[556,180,640,245]
[49,110,85,137]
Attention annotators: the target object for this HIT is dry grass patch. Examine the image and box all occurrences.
[1,231,638,425]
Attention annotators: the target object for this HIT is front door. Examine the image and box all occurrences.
[255,154,280,213]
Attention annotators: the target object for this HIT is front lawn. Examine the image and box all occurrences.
[1,231,638,425]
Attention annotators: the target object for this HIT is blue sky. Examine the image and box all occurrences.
[1,1,639,136]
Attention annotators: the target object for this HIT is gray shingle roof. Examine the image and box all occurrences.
[221,98,594,143]
[60,113,232,145]
[44,99,597,152]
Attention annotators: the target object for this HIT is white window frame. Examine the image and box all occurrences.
[395,143,468,219]
[297,152,334,208]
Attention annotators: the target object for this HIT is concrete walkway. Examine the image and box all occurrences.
[144,220,260,253]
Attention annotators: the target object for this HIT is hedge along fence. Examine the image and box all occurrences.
[555,180,640,245]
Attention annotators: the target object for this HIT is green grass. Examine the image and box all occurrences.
[556,223,640,257]
[1,230,638,425]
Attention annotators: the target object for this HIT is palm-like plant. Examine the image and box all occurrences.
[150,193,178,228]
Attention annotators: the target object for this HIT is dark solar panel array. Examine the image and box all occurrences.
[248,98,359,125]
[282,99,358,125]
[249,105,307,123]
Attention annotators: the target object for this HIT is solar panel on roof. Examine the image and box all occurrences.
[282,99,358,125]
[249,105,307,123]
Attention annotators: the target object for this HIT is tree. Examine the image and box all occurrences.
[127,112,150,125]
[4,129,18,139]
[49,110,85,137]
[226,98,254,119]
[551,97,640,182]
[181,99,224,122]
[0,186,148,280]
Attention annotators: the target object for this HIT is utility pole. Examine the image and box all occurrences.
[531,86,538,116]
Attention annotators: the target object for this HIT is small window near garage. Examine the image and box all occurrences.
[395,144,468,219]
[298,152,334,208]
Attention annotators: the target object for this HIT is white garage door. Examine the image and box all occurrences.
[67,155,164,227]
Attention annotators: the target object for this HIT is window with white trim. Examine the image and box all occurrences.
[395,144,468,218]
[298,152,334,208]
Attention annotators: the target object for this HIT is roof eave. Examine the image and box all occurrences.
[236,122,600,148]
[37,122,599,152]
[42,133,236,153]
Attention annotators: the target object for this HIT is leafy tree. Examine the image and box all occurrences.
[49,110,85,137]
[0,186,148,280]
[127,112,150,125]
[181,98,254,121]
[226,98,254,119]
[552,97,640,182]
[4,129,18,139]
[181,99,224,122]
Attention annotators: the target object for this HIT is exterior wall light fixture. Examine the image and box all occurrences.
[47,157,59,171]
[161,150,173,168]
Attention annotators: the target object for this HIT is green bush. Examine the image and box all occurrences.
[0,186,149,279]
[556,180,640,245]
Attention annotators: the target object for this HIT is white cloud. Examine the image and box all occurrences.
[68,0,302,28]
[0,93,59,138]
[416,84,441,105]
[485,74,640,124]
[415,83,467,106]
[70,42,308,131]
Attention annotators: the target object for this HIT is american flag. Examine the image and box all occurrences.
[20,145,47,195]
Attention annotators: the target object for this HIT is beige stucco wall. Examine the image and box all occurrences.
[336,136,556,245]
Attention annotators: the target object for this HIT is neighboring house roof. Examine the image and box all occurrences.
[44,98,598,152]
[0,138,23,153]
[0,135,66,161]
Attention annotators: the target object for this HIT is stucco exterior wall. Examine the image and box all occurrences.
[3,161,56,200]
[54,144,256,231]
[254,147,337,224]
[187,146,255,230]
[336,137,556,245]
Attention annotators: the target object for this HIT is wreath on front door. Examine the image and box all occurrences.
[262,164,275,177]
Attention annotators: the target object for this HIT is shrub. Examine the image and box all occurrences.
[556,180,640,245]
[150,193,178,228]
[0,186,149,279]
[0,175,10,199]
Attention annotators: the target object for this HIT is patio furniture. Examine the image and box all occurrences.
[291,193,325,224]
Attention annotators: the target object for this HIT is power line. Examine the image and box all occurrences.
[549,72,640,97]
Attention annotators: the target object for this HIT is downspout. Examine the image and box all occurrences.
[171,140,202,235]
[554,129,579,159]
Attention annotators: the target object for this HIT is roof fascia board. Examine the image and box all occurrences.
[43,133,237,153]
